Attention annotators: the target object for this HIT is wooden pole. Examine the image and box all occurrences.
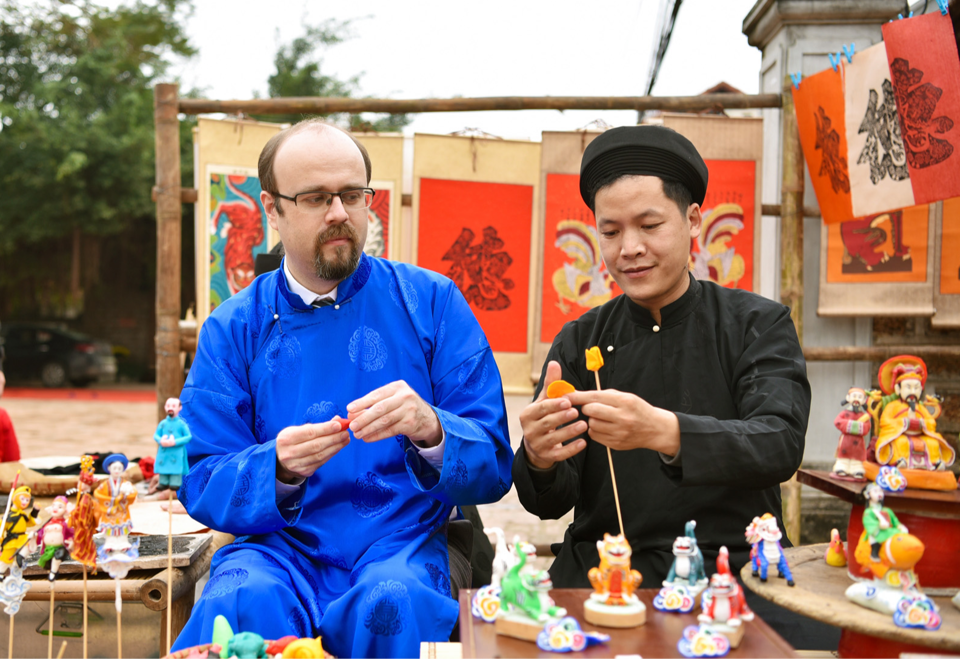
[177,93,783,116]
[780,82,805,547]
[82,567,87,660]
[154,83,184,422]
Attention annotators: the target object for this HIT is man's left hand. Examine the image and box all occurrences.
[347,381,443,447]
[565,389,680,456]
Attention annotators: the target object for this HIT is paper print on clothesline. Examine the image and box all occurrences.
[364,180,392,259]
[826,204,929,283]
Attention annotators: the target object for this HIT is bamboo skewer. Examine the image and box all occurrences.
[56,640,67,659]
[82,567,88,660]
[593,370,625,537]
[7,615,12,659]
[167,489,173,657]
[116,578,122,660]
[48,582,54,659]
[2,471,21,662]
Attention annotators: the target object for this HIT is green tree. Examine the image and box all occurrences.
[0,0,196,316]
[254,18,411,132]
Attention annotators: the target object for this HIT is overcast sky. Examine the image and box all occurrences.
[170,0,763,139]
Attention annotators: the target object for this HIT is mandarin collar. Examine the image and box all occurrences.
[625,272,701,329]
[277,252,372,311]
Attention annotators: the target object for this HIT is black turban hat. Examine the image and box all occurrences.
[579,125,709,209]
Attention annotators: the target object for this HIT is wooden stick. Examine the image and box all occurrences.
[167,490,173,657]
[48,581,54,659]
[116,579,122,660]
[56,640,67,659]
[82,567,88,660]
[594,371,625,537]
[8,614,12,659]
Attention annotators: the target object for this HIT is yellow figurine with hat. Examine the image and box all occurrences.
[0,486,39,574]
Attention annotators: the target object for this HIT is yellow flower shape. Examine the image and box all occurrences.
[585,346,604,372]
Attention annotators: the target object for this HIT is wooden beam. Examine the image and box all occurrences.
[152,186,198,204]
[761,203,820,218]
[178,93,783,116]
[804,346,960,362]
[155,83,184,420]
[779,83,805,547]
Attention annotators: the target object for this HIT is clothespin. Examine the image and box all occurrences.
[896,11,914,20]
[842,43,855,63]
[828,53,840,72]
[937,0,949,15]
[791,72,802,90]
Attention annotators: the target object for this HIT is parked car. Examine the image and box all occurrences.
[0,323,117,388]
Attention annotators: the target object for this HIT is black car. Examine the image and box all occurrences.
[0,323,117,388]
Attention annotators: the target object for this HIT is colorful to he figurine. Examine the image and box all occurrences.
[67,455,99,573]
[846,483,940,629]
[226,631,268,659]
[824,528,847,568]
[746,514,794,586]
[0,563,31,616]
[866,355,956,490]
[832,387,871,481]
[0,486,39,574]
[663,520,708,596]
[698,546,753,648]
[154,397,192,491]
[677,624,731,659]
[495,536,566,641]
[94,453,140,577]
[536,616,610,653]
[279,637,329,659]
[36,496,74,582]
[583,533,645,628]
[471,528,528,623]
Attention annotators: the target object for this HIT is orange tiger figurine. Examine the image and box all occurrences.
[583,533,646,628]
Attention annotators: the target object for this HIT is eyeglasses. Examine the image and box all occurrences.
[273,187,375,211]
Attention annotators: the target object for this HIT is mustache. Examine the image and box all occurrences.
[317,223,357,245]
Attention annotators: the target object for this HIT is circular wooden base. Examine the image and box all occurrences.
[494,613,544,642]
[583,599,646,628]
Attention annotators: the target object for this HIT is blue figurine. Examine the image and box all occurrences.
[154,397,192,492]
[746,514,794,587]
[663,520,708,597]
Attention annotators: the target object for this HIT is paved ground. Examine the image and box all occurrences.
[0,390,573,556]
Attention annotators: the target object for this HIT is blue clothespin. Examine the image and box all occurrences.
[791,72,802,90]
[828,53,840,72]
[937,0,949,15]
[842,43,855,63]
[896,11,913,19]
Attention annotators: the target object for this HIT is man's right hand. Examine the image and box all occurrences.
[519,361,588,470]
[275,418,350,483]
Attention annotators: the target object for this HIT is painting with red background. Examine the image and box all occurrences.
[417,178,533,353]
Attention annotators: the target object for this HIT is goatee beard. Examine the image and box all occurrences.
[314,223,361,281]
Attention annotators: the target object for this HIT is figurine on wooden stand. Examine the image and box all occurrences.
[37,496,74,582]
[746,514,794,586]
[583,533,645,627]
[67,454,99,660]
[831,387,871,481]
[866,355,956,491]
[471,527,515,623]
[0,486,38,575]
[846,483,940,629]
[698,546,753,648]
[495,536,566,642]
[664,520,708,594]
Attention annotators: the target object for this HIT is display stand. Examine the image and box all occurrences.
[797,469,960,587]
[459,588,797,658]
[741,543,960,658]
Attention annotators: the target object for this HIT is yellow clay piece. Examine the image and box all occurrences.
[282,637,328,658]
[585,346,604,372]
[546,380,576,398]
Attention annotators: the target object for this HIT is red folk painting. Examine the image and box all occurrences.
[418,178,533,353]
[826,204,929,283]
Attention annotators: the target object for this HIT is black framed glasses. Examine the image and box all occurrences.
[273,187,375,211]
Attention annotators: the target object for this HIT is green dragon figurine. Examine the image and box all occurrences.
[499,537,566,622]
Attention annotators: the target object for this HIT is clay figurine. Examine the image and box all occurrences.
[536,616,610,653]
[875,465,907,493]
[663,520,708,596]
[746,514,794,586]
[94,453,140,579]
[824,528,847,567]
[0,563,31,616]
[0,486,39,574]
[698,546,753,648]
[678,624,731,659]
[583,533,645,628]
[36,496,75,582]
[831,387,871,481]
[226,631,268,659]
[67,456,100,574]
[866,355,956,490]
[495,536,566,642]
[845,482,940,629]
[471,527,522,623]
[279,637,330,658]
[154,397,192,491]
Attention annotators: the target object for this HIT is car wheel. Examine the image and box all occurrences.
[40,362,67,388]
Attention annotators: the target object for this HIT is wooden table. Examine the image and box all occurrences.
[458,588,797,658]
[741,543,960,658]
[797,469,960,587]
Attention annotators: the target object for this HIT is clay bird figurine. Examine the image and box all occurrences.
[824,528,847,567]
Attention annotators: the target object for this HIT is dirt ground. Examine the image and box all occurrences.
[0,390,573,554]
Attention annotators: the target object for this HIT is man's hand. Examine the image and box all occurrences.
[565,389,680,456]
[519,361,588,470]
[347,381,442,447]
[276,419,350,483]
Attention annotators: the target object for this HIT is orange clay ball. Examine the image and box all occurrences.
[546,380,576,398]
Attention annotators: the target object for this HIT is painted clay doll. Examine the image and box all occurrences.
[153,397,192,492]
[746,514,794,586]
[663,520,708,595]
[0,486,39,574]
[496,537,566,641]
[846,483,940,629]
[67,455,99,572]
[832,387,871,481]
[583,533,645,627]
[867,355,956,490]
[698,546,753,647]
[36,496,74,582]
[94,453,137,555]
